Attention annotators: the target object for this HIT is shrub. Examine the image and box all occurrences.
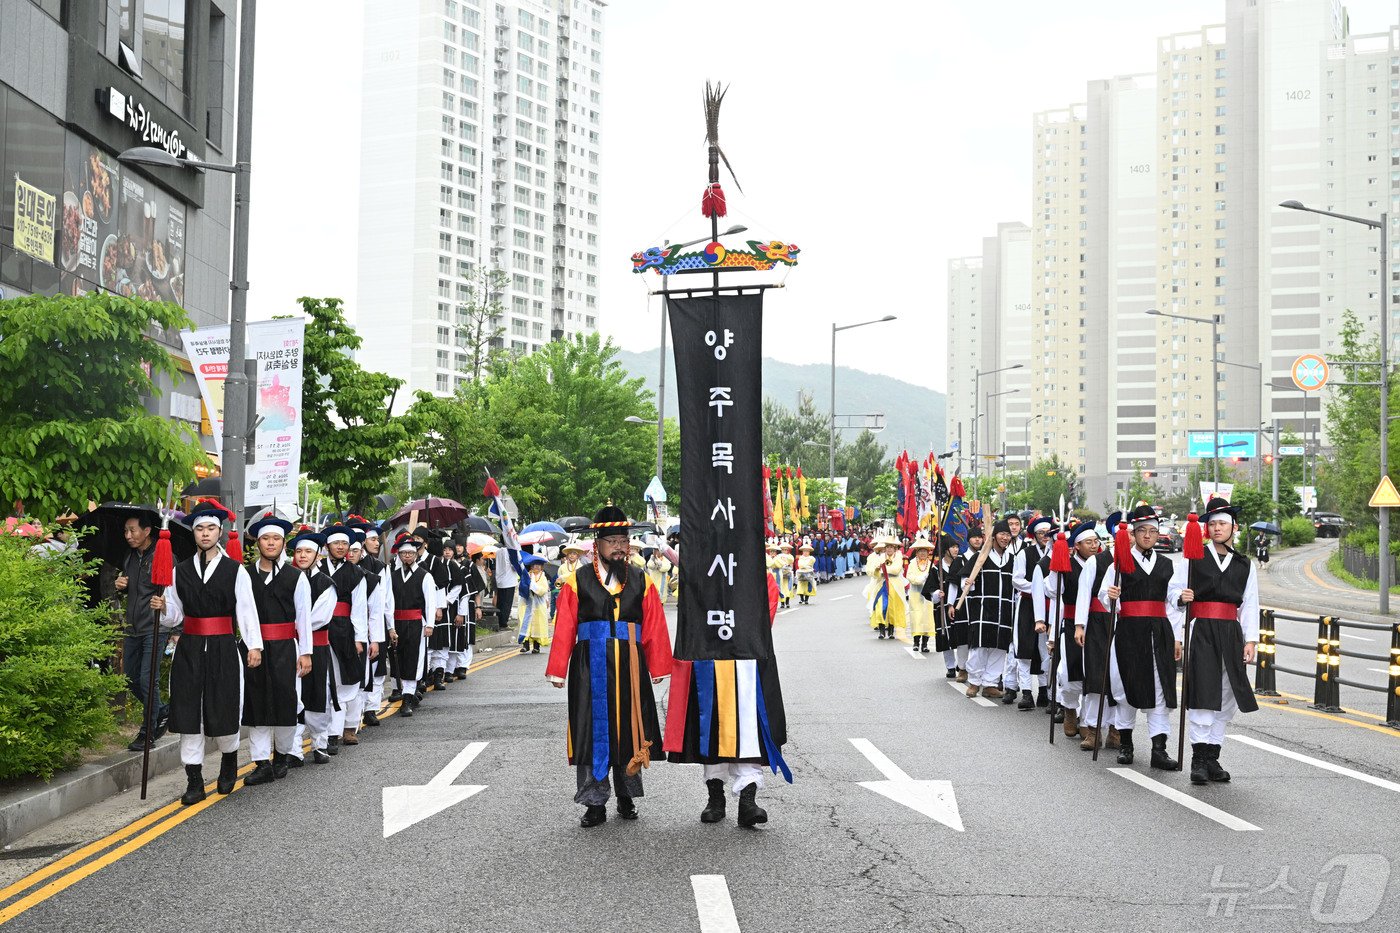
[1281,515,1317,548]
[0,534,124,780]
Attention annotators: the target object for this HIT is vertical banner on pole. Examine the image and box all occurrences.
[669,293,771,661]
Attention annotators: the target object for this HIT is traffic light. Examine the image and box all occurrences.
[1142,470,1156,478]
[1230,456,1242,464]
[1263,454,1274,465]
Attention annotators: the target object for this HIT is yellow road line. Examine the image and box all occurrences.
[1272,690,1390,722]
[1301,549,1349,593]
[1257,700,1400,738]
[0,653,518,926]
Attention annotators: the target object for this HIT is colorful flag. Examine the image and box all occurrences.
[773,466,786,534]
[786,466,800,535]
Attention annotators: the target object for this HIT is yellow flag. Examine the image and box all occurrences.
[799,469,810,521]
[773,468,785,533]
[786,467,800,535]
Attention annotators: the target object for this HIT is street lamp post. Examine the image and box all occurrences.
[1023,414,1042,493]
[1219,358,1263,486]
[831,316,897,484]
[624,415,663,484]
[1147,308,1221,489]
[116,0,257,527]
[1280,199,1390,614]
[982,388,1018,497]
[972,363,1023,487]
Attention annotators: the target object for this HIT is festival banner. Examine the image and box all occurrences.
[180,318,306,507]
[669,293,772,661]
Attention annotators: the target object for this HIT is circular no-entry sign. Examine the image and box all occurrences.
[1291,354,1329,391]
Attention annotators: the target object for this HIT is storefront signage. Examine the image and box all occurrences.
[13,175,56,264]
[104,87,187,159]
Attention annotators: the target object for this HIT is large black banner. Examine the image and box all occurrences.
[669,293,772,661]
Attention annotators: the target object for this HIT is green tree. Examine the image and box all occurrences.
[1022,455,1077,515]
[761,394,842,477]
[1121,466,1165,512]
[836,429,890,506]
[409,386,511,504]
[1322,309,1398,526]
[295,297,418,514]
[0,293,205,517]
[867,469,898,519]
[456,266,508,385]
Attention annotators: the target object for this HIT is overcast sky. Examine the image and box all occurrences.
[245,0,1400,393]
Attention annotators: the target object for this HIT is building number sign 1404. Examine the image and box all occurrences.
[1285,89,1311,100]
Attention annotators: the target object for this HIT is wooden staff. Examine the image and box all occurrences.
[141,480,175,800]
[1047,495,1066,745]
[952,503,995,614]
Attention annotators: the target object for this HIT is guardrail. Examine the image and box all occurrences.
[1254,608,1400,729]
[1340,544,1399,587]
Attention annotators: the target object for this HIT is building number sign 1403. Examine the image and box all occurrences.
[1129,164,1151,174]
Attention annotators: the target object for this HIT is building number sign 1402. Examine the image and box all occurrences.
[1285,89,1312,100]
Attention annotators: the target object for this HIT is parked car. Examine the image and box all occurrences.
[1153,525,1180,553]
[1310,512,1345,538]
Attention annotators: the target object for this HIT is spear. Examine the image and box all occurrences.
[1092,515,1134,762]
[141,479,176,800]
[1177,509,1204,770]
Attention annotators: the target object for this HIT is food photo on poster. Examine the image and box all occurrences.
[58,138,186,305]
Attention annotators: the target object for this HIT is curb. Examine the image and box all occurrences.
[0,736,184,848]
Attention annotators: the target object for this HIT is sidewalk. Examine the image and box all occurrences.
[0,626,522,848]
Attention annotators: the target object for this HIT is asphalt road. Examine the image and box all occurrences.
[2,577,1398,932]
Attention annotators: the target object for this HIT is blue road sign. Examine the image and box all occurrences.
[1187,431,1257,458]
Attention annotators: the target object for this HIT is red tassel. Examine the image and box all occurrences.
[950,475,965,498]
[151,528,174,588]
[226,529,242,561]
[1049,531,1072,573]
[702,183,727,219]
[1114,520,1135,574]
[1182,512,1204,560]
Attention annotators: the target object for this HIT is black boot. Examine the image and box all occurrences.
[244,760,274,786]
[1036,686,1049,708]
[434,668,447,690]
[1018,689,1035,710]
[945,667,958,679]
[1189,743,1209,785]
[580,805,607,828]
[1002,686,1017,705]
[700,778,727,824]
[363,709,381,727]
[616,796,637,820]
[1204,744,1231,783]
[1115,729,1134,765]
[737,784,767,828]
[920,636,930,653]
[399,696,415,717]
[271,752,289,779]
[180,765,206,805]
[312,748,331,764]
[1149,733,1177,770]
[216,751,239,795]
[285,753,305,769]
[454,667,468,680]
[326,735,340,756]
[388,688,403,702]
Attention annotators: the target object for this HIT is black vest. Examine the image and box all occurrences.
[305,568,333,602]
[1063,552,1111,608]
[391,564,429,611]
[1119,550,1174,604]
[1190,548,1251,604]
[174,553,240,617]
[249,561,300,625]
[574,563,644,623]
[359,555,384,598]
[326,560,363,607]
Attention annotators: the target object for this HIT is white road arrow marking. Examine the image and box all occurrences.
[382,741,489,838]
[849,738,963,831]
[691,875,741,933]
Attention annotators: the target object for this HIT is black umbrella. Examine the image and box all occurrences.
[73,502,196,566]
[559,515,591,533]
[1249,521,1282,536]
[465,514,500,534]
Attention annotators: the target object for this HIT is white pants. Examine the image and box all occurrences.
[180,731,237,766]
[942,645,968,671]
[1001,638,1020,690]
[428,647,450,672]
[704,762,763,795]
[401,678,419,697]
[363,674,386,713]
[1113,655,1172,737]
[306,655,361,747]
[1187,671,1238,744]
[967,647,1007,688]
[248,725,298,761]
[289,721,305,760]
[448,645,472,671]
[1081,644,1128,729]
[1016,632,1050,689]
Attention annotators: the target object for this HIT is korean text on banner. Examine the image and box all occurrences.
[668,293,771,662]
[179,318,306,507]
[14,176,56,264]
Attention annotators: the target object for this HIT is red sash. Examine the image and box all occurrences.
[1192,600,1239,621]
[312,629,330,646]
[333,601,352,617]
[393,609,421,621]
[1062,598,1108,620]
[259,622,297,641]
[1118,601,1165,618]
[184,616,233,636]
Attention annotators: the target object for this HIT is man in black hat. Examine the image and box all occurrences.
[1011,516,1055,710]
[151,500,261,805]
[1103,504,1181,769]
[961,519,1017,699]
[242,513,312,785]
[1170,497,1259,785]
[545,506,673,827]
[922,533,967,679]
[384,535,438,715]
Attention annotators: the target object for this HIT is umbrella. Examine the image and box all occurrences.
[1250,521,1282,536]
[389,496,471,528]
[522,520,566,535]
[465,514,499,534]
[72,502,196,566]
[467,532,497,549]
[518,529,567,547]
[632,520,659,535]
[559,515,591,533]
[666,521,680,537]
